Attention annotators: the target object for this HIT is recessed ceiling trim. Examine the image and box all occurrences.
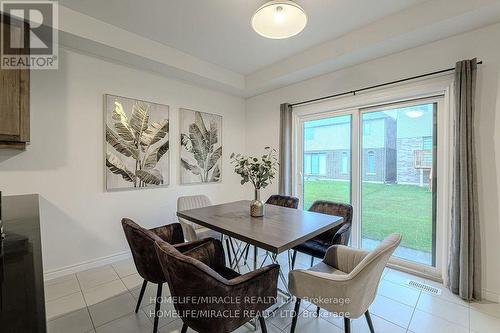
[57,5,246,95]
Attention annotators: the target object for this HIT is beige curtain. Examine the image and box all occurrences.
[279,103,293,195]
[448,58,481,301]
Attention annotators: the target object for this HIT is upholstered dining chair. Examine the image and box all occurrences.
[288,233,402,333]
[266,194,300,209]
[155,238,280,333]
[177,195,221,241]
[291,200,353,269]
[177,195,241,266]
[121,218,211,333]
[257,194,300,265]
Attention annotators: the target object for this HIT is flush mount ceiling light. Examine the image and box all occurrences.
[251,1,307,39]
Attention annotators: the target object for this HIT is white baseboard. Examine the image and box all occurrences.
[482,288,500,303]
[44,250,132,281]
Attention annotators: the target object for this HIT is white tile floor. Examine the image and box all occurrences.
[45,250,500,333]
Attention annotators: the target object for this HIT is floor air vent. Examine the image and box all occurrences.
[406,280,442,295]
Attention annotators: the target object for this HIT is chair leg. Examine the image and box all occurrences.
[253,245,258,270]
[135,280,147,313]
[344,317,351,333]
[153,283,162,333]
[315,306,320,317]
[310,256,315,267]
[291,250,297,269]
[258,314,268,333]
[244,243,250,263]
[225,237,232,266]
[365,310,375,333]
[229,237,237,266]
[180,323,188,333]
[290,298,301,333]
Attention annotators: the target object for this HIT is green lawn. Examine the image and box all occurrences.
[303,180,433,253]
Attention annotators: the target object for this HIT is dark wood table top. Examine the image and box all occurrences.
[177,200,343,254]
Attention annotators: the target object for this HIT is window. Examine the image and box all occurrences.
[302,115,352,206]
[304,154,312,174]
[298,88,446,275]
[311,154,320,174]
[364,122,372,135]
[367,151,376,174]
[319,154,327,175]
[305,128,314,140]
[304,153,326,176]
[341,152,348,174]
[422,136,433,166]
[423,136,433,150]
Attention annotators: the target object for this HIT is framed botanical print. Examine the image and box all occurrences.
[105,94,169,190]
[180,108,222,184]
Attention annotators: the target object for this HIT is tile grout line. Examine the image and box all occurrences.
[80,279,127,305]
[469,305,471,333]
[413,293,471,329]
[82,264,146,328]
[45,289,82,304]
[77,275,122,294]
[109,263,121,276]
[74,271,98,332]
[89,291,144,330]
[368,294,415,329]
[405,289,422,332]
[45,289,86,322]
[370,312,409,331]
[378,278,422,308]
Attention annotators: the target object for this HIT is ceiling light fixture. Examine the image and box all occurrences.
[251,1,307,39]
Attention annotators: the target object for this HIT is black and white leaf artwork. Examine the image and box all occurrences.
[180,109,222,184]
[105,95,170,190]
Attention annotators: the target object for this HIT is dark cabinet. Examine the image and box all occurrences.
[0,14,30,150]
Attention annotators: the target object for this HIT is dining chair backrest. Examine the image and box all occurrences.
[348,233,401,314]
[309,200,353,245]
[266,195,300,209]
[177,195,212,241]
[121,218,168,284]
[177,195,212,230]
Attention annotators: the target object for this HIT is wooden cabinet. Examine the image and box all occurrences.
[0,14,30,150]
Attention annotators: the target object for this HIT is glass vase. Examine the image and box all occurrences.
[250,188,264,217]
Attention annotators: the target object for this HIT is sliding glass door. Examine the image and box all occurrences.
[299,98,438,268]
[360,102,436,266]
[302,115,352,208]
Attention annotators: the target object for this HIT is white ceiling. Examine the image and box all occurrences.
[55,0,500,97]
[58,0,428,75]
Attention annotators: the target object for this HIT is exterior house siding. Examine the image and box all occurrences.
[303,109,433,186]
[397,137,432,185]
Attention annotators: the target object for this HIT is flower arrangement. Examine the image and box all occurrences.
[230,147,278,216]
[230,147,278,190]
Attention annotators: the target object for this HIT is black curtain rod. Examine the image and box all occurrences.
[291,61,483,107]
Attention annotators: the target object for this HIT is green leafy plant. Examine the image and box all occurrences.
[106,100,169,187]
[180,111,222,182]
[230,147,278,190]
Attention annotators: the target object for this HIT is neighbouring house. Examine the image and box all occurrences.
[303,104,435,186]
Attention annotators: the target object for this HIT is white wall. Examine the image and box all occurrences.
[245,23,500,300]
[0,49,248,276]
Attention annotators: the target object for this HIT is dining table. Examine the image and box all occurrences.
[177,199,344,296]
